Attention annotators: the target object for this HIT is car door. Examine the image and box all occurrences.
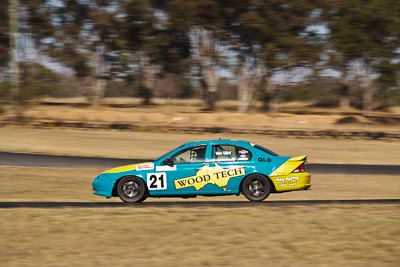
[209,144,253,194]
[152,144,215,196]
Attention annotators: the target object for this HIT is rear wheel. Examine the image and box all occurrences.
[117,176,148,203]
[242,174,271,201]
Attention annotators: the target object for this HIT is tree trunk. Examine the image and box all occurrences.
[191,27,219,111]
[93,77,105,106]
[237,62,253,113]
[339,74,350,109]
[339,67,351,109]
[339,82,350,108]
[205,91,216,111]
[92,43,106,106]
[261,78,276,112]
[362,79,374,113]
[203,61,218,111]
[9,0,22,118]
[140,53,157,105]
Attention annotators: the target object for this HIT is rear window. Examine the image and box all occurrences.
[212,145,252,161]
[254,144,279,156]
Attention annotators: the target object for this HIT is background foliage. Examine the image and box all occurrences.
[0,0,399,111]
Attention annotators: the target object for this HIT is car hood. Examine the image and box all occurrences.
[103,162,154,174]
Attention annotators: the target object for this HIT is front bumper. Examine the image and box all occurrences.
[92,173,114,198]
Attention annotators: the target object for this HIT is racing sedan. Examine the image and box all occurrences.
[92,139,311,202]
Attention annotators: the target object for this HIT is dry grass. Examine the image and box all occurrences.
[33,97,400,114]
[0,166,399,267]
[0,167,104,202]
[1,127,400,165]
[1,102,400,164]
[1,104,399,266]
[11,104,400,132]
[1,205,399,267]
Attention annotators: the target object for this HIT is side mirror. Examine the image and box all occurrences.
[163,158,174,166]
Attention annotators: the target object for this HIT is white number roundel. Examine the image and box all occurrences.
[147,172,167,190]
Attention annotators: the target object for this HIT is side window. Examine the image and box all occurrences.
[213,145,236,161]
[236,147,252,161]
[172,145,206,164]
[212,145,252,161]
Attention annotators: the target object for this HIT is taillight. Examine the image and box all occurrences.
[293,163,306,173]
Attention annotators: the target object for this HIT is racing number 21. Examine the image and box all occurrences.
[147,172,167,190]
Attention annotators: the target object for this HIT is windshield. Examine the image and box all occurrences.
[154,144,185,162]
[254,144,279,156]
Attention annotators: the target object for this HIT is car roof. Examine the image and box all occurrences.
[154,139,257,162]
[182,139,251,147]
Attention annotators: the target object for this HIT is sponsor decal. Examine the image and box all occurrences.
[258,157,272,162]
[136,163,154,171]
[238,149,249,160]
[156,165,177,171]
[238,149,248,155]
[216,151,232,156]
[174,163,245,191]
[147,172,167,190]
[276,176,299,187]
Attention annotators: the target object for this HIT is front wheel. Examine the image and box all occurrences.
[242,174,271,202]
[117,176,148,203]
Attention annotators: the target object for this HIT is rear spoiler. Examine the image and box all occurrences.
[288,155,308,162]
[270,155,308,176]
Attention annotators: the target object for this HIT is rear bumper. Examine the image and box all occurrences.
[271,172,311,192]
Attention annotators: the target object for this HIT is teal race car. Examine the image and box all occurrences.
[92,139,311,202]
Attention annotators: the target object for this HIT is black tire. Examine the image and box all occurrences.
[117,176,148,203]
[242,174,271,202]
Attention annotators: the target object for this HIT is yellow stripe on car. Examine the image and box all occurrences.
[103,164,138,174]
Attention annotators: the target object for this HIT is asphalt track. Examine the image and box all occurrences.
[1,151,400,175]
[1,152,399,208]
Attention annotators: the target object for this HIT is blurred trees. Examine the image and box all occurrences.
[221,0,322,112]
[22,0,127,105]
[165,0,322,111]
[0,3,9,68]
[19,62,62,101]
[1,0,399,112]
[123,0,191,104]
[0,0,63,110]
[326,0,400,112]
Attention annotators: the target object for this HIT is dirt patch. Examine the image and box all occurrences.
[2,103,400,132]
[335,115,363,124]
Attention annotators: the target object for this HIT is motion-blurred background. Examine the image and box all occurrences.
[0,1,399,267]
[1,0,399,114]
